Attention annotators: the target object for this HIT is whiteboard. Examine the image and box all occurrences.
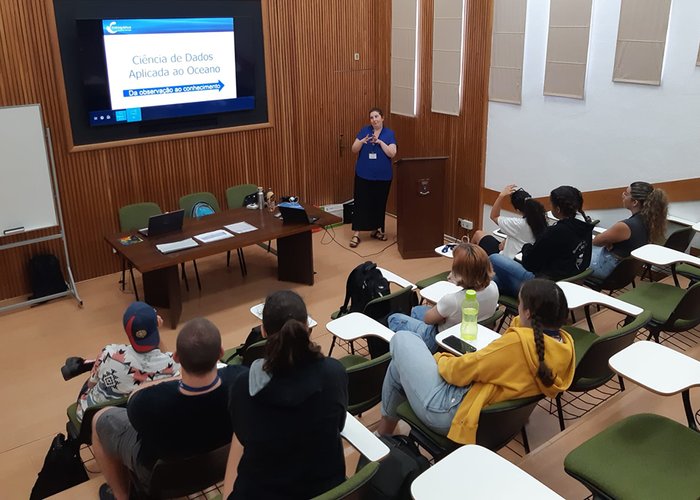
[0,105,58,234]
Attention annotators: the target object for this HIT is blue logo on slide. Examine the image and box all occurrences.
[103,21,133,35]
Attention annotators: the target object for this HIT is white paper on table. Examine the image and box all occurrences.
[156,238,199,254]
[194,229,235,244]
[224,222,258,233]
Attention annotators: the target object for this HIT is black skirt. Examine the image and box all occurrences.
[352,175,391,231]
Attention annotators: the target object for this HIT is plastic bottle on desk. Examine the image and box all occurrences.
[460,289,479,341]
[256,186,264,210]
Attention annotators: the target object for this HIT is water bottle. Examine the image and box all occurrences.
[256,186,264,211]
[460,289,479,341]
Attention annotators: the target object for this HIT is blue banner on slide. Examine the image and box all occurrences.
[123,81,225,98]
[102,18,234,36]
[88,96,255,126]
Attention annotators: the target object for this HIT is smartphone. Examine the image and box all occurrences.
[442,335,476,355]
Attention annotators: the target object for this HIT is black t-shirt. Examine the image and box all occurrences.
[611,212,648,258]
[128,364,247,469]
[228,357,348,500]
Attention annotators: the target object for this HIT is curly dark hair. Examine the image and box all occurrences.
[550,185,591,223]
[630,181,668,243]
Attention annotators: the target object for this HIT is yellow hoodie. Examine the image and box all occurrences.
[434,316,575,444]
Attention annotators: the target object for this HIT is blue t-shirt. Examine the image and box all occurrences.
[354,125,396,181]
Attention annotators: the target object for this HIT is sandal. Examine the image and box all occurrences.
[371,230,387,241]
[349,235,360,248]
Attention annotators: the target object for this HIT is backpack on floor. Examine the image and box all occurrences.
[338,261,390,315]
[191,201,215,218]
[357,434,430,500]
[30,433,88,500]
[28,254,67,302]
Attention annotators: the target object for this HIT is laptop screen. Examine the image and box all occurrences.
[144,210,185,237]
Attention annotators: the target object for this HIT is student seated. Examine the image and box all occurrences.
[92,318,246,500]
[490,185,594,297]
[76,301,179,422]
[590,181,668,279]
[223,290,348,499]
[472,184,547,259]
[377,279,575,444]
[387,243,498,352]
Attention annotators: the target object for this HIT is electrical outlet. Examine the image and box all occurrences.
[458,218,473,230]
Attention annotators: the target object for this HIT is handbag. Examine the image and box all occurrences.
[30,433,88,499]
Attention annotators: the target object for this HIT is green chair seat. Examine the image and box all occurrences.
[415,271,451,290]
[560,267,594,284]
[338,354,367,369]
[676,262,700,281]
[225,184,258,209]
[565,413,700,500]
[562,326,599,366]
[618,282,686,324]
[397,401,457,452]
[311,461,380,500]
[498,294,519,310]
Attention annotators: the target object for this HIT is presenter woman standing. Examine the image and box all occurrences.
[349,107,397,248]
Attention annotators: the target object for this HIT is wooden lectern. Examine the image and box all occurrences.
[394,156,447,259]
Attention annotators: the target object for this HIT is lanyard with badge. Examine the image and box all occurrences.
[368,129,378,160]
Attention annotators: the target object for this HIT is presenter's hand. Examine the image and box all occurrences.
[361,134,373,144]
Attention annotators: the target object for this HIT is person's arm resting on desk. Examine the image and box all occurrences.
[592,222,630,250]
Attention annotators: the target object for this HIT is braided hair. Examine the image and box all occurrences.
[630,181,668,244]
[519,279,569,387]
[550,185,592,224]
[262,290,323,374]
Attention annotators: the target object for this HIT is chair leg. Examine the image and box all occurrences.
[618,375,625,392]
[328,336,336,356]
[556,394,566,431]
[497,313,508,332]
[181,263,190,292]
[570,310,576,324]
[646,328,660,343]
[129,266,139,302]
[671,263,680,287]
[120,258,127,291]
[226,250,231,268]
[520,426,531,454]
[193,260,202,291]
[584,305,595,333]
[350,340,355,355]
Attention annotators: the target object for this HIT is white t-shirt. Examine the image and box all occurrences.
[497,216,535,259]
[435,280,499,332]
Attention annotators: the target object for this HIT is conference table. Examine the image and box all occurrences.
[105,205,340,327]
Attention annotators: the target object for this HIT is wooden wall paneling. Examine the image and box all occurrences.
[384,0,493,240]
[0,0,488,300]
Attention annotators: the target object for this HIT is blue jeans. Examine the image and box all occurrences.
[490,253,534,297]
[388,305,439,352]
[590,246,620,279]
[381,331,469,435]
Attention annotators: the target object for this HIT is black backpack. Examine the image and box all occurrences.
[30,433,88,499]
[357,434,430,500]
[339,261,390,315]
[28,254,67,302]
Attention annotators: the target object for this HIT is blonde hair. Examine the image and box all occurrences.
[451,243,493,291]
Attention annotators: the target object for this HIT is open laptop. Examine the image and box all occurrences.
[277,203,319,225]
[138,210,185,237]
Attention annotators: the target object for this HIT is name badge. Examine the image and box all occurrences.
[368,153,377,160]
